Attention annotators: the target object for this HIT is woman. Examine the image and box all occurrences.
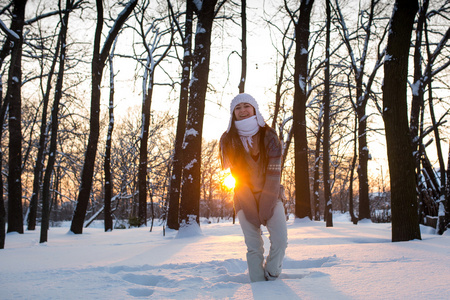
[220,93,288,282]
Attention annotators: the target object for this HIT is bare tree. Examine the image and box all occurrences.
[135,1,173,227]
[334,0,388,221]
[0,1,17,248]
[409,0,450,233]
[6,0,27,234]
[238,0,246,93]
[383,0,421,242]
[200,140,219,220]
[263,10,296,180]
[179,0,227,229]
[285,0,314,220]
[70,0,137,234]
[0,97,5,246]
[312,104,323,221]
[446,142,450,231]
[103,36,119,232]
[167,0,193,230]
[27,0,84,231]
[40,0,79,243]
[348,94,358,224]
[323,0,332,227]
[270,23,294,131]
[27,27,57,231]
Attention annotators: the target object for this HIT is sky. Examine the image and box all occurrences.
[203,1,283,141]
[163,0,280,143]
[1,215,449,299]
[56,0,396,179]
[23,0,446,184]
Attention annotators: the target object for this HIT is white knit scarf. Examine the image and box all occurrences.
[235,116,259,152]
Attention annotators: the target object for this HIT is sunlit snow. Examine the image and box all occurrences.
[1,214,448,299]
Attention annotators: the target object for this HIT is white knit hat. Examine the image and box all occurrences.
[226,93,266,132]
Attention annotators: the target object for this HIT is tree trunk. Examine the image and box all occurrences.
[180,0,219,227]
[238,0,246,93]
[7,0,27,234]
[383,0,421,242]
[0,66,8,249]
[409,0,428,154]
[40,0,72,243]
[292,0,314,220]
[271,29,293,130]
[167,0,193,230]
[445,142,450,232]
[138,73,154,227]
[349,114,358,224]
[137,2,174,228]
[1,1,23,247]
[312,107,322,221]
[0,152,4,247]
[149,188,154,232]
[424,26,447,234]
[28,1,71,231]
[323,0,332,227]
[356,101,370,220]
[334,0,378,221]
[71,0,104,234]
[428,86,446,234]
[71,0,137,234]
[104,38,118,232]
[410,0,428,222]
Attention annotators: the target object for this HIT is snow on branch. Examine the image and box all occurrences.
[0,19,19,40]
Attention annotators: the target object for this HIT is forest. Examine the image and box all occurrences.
[0,0,449,249]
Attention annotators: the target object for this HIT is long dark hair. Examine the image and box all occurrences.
[221,114,268,184]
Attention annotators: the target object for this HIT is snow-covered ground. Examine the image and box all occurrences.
[1,214,449,299]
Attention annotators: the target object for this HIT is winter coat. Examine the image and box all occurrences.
[220,125,282,227]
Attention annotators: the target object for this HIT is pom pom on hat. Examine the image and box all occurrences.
[227,93,266,132]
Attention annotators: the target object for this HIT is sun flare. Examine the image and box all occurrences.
[223,173,236,190]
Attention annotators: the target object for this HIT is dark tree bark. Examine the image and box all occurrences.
[7,0,27,234]
[138,73,154,227]
[409,0,428,152]
[167,0,193,230]
[312,110,322,221]
[323,0,332,227]
[288,0,314,219]
[422,5,449,234]
[0,94,5,245]
[446,143,450,232]
[355,98,370,220]
[382,0,421,242]
[334,0,383,221]
[349,106,358,224]
[408,0,450,231]
[0,147,4,247]
[0,2,20,248]
[104,38,118,232]
[137,3,173,228]
[40,0,74,243]
[28,1,75,231]
[428,84,446,234]
[180,0,220,227]
[427,86,447,233]
[238,0,246,93]
[410,0,428,225]
[71,0,137,234]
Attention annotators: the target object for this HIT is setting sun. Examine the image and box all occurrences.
[223,173,236,190]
